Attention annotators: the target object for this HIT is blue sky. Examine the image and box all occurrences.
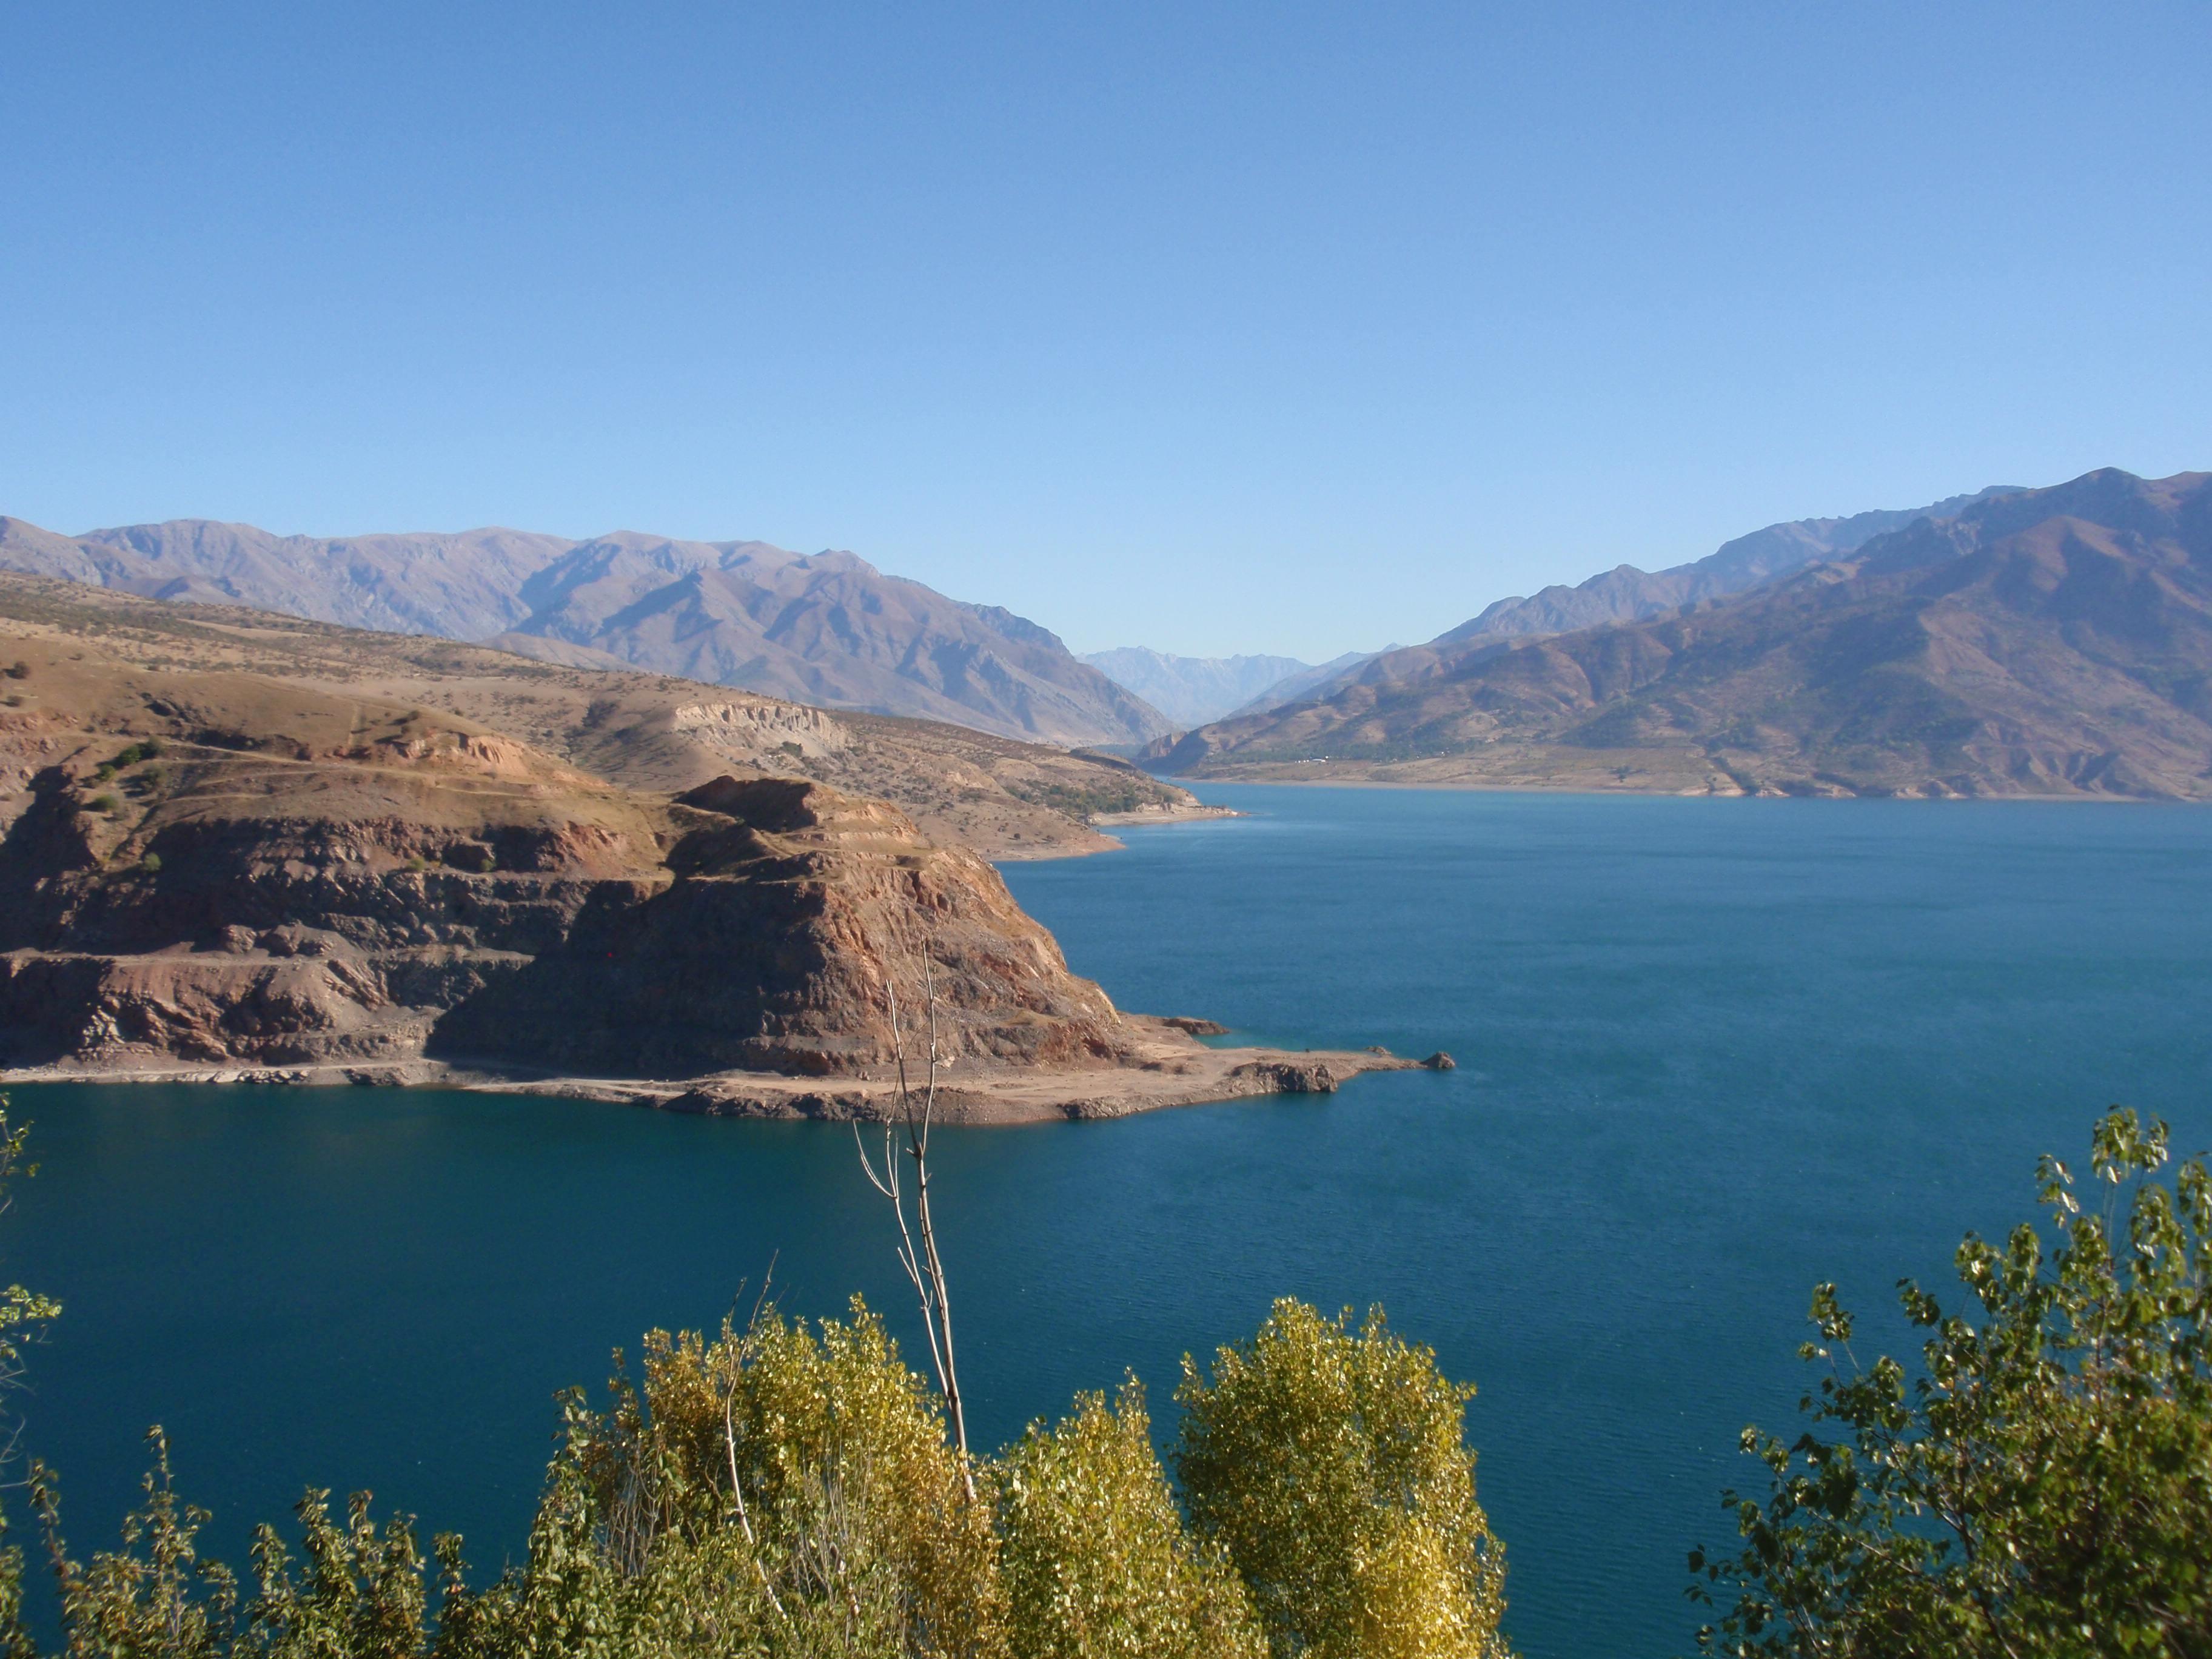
[4,1,2206,659]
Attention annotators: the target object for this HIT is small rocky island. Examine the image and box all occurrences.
[0,637,1409,1121]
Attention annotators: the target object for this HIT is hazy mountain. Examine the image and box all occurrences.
[0,518,1170,749]
[1281,488,2022,710]
[1080,648,1321,727]
[1147,469,2212,800]
[1231,650,1395,715]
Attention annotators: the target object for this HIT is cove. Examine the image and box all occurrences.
[8,785,2212,1658]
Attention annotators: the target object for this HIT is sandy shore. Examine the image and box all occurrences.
[0,1017,1439,1125]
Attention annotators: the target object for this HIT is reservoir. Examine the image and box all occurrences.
[10,786,2212,1657]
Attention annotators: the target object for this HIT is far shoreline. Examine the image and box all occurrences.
[1145,772,2185,805]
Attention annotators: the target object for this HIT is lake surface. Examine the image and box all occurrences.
[9,786,2212,1657]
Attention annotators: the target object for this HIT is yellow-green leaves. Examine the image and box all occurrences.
[993,1378,1264,1659]
[1173,1299,1512,1659]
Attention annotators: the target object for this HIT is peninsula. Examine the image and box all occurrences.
[0,592,1376,1120]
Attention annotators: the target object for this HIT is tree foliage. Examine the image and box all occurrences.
[0,1276,1506,1658]
[1174,1299,1512,1659]
[993,1377,1264,1659]
[1690,1108,2212,1657]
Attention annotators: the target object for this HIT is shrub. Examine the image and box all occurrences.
[138,853,162,876]
[88,794,120,814]
[434,1300,1009,1659]
[994,1377,1264,1659]
[1,662,26,680]
[1175,1300,1512,1659]
[1690,1108,2212,1655]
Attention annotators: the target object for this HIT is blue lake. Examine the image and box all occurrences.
[8,786,2212,1657]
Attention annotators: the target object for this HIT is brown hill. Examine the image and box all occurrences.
[1278,488,2020,712]
[0,518,1170,749]
[0,632,1138,1078]
[0,572,1204,860]
[1150,469,2212,799]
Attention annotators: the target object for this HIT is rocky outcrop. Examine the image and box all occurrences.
[0,640,1125,1078]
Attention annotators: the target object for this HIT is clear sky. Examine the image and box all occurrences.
[4,2,2206,660]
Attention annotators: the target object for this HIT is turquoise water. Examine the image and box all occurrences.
[8,786,2212,1656]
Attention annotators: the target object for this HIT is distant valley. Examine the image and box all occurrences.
[1148,469,2212,800]
[0,518,1171,751]
[1077,646,1383,727]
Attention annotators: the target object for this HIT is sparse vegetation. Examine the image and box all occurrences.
[1000,776,1173,822]
[87,793,120,814]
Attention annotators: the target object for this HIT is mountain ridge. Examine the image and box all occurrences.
[0,517,1170,750]
[1281,486,2025,710]
[1146,468,2212,800]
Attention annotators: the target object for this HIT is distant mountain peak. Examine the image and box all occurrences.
[1081,647,1335,728]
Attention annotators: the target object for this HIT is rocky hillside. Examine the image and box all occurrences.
[0,518,1171,749]
[1148,469,2212,799]
[1281,488,2020,711]
[0,635,1130,1077]
[0,572,1202,860]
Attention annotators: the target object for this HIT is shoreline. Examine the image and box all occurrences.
[0,1016,1433,1125]
[1148,771,2182,803]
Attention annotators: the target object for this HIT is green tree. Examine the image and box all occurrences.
[1174,1299,1512,1659]
[1690,1108,2212,1657]
[993,1376,1264,1659]
[31,1432,241,1658]
[0,1099,58,1659]
[450,1297,1007,1659]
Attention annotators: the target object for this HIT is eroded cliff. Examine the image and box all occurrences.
[0,638,1124,1078]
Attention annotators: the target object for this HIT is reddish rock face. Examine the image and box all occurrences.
[0,643,1125,1078]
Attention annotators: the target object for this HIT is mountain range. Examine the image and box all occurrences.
[1076,647,1390,727]
[1148,468,2212,800]
[0,518,1171,750]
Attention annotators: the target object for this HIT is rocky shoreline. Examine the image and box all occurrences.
[0,1016,1439,1126]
